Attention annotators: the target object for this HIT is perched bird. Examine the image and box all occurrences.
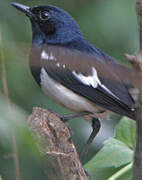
[11,2,136,155]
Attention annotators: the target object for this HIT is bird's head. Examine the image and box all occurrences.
[11,2,82,45]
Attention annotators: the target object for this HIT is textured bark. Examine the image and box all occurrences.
[28,107,88,180]
[126,1,142,179]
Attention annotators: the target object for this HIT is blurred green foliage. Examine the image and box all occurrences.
[0,0,138,179]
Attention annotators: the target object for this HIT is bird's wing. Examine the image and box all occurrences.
[30,45,135,119]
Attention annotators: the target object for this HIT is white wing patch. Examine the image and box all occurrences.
[41,51,56,61]
[72,68,98,88]
[72,67,103,88]
[73,67,120,100]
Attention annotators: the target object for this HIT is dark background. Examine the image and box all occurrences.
[0,0,138,179]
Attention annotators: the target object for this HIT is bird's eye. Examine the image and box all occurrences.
[39,11,50,20]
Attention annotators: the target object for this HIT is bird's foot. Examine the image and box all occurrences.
[60,111,91,122]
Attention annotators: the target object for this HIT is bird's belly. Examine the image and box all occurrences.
[40,68,104,114]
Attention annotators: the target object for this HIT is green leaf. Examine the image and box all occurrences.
[84,167,118,180]
[107,163,133,180]
[84,138,133,169]
[115,117,136,150]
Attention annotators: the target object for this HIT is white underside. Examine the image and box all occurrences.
[40,68,110,119]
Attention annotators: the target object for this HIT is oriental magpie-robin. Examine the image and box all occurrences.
[11,2,136,156]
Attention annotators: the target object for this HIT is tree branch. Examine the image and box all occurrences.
[125,1,142,179]
[28,107,88,180]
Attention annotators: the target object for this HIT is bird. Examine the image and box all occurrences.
[11,2,136,156]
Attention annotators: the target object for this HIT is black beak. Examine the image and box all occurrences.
[11,2,32,17]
